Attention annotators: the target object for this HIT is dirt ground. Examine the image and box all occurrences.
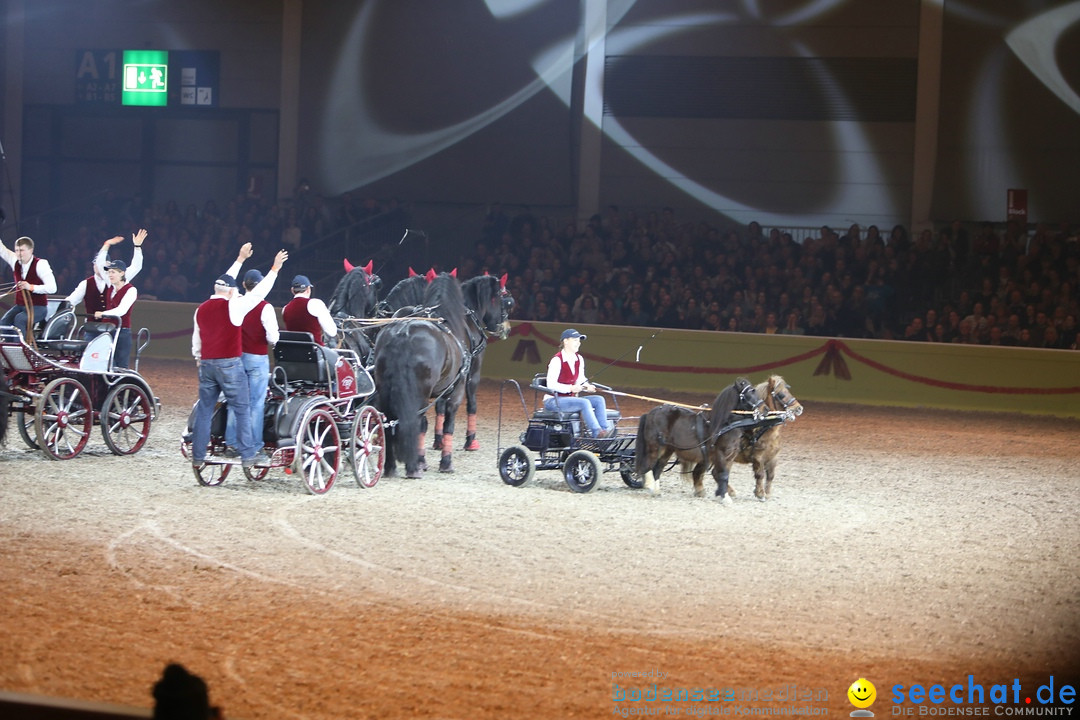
[1,358,1078,719]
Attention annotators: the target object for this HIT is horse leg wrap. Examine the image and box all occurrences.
[433,416,445,449]
[463,415,479,450]
[439,434,454,472]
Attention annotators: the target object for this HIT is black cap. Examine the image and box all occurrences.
[215,274,237,288]
[105,259,127,272]
[243,268,264,285]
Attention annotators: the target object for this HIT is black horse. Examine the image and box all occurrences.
[634,378,763,501]
[432,273,513,451]
[377,269,428,317]
[372,272,471,478]
[327,258,382,365]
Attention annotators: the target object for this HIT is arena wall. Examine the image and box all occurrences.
[131,301,1080,418]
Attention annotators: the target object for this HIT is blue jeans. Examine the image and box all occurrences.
[1,305,35,337]
[544,394,609,436]
[113,328,132,369]
[225,352,270,450]
[193,357,256,463]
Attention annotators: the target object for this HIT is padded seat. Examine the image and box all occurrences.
[274,330,336,386]
[528,374,620,423]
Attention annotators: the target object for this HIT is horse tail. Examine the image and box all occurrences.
[634,412,651,478]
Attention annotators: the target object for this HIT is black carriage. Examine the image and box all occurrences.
[495,374,644,493]
[180,330,387,495]
[0,307,159,460]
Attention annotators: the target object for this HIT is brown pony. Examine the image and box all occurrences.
[728,375,803,500]
[635,378,764,501]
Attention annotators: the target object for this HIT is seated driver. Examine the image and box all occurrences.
[543,328,613,438]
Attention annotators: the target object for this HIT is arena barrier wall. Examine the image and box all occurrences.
[129,302,1079,418]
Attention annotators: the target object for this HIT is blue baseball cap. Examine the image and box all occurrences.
[561,328,587,341]
[291,274,312,290]
[215,274,237,288]
[243,268,264,285]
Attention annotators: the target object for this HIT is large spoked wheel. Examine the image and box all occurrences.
[498,445,535,487]
[101,382,153,455]
[35,377,93,460]
[620,461,644,489]
[194,462,231,487]
[16,409,39,450]
[350,405,385,489]
[295,407,341,495]
[563,449,601,493]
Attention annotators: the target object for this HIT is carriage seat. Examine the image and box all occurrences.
[528,374,620,423]
[274,330,338,386]
[44,320,114,356]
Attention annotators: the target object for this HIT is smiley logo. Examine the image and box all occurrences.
[848,678,876,709]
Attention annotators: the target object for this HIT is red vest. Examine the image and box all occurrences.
[103,283,134,329]
[553,353,581,396]
[283,297,323,345]
[195,298,242,359]
[241,300,271,355]
[14,257,48,308]
[83,276,107,314]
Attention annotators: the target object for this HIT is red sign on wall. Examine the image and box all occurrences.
[1007,188,1028,225]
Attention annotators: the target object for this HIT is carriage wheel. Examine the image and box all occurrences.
[620,461,644,489]
[101,383,153,455]
[563,450,601,493]
[350,405,385,488]
[35,377,93,460]
[498,445,535,487]
[243,464,270,481]
[295,407,341,495]
[194,462,231,487]
[16,410,39,450]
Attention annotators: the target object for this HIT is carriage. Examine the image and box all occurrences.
[0,305,159,460]
[495,374,643,493]
[179,330,387,495]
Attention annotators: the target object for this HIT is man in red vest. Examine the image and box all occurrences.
[282,274,337,345]
[63,229,146,316]
[1,235,57,338]
[224,266,281,453]
[191,246,288,471]
[94,259,138,368]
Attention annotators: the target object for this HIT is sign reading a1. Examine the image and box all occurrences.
[121,50,168,106]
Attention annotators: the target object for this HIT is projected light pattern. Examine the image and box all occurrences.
[315,0,1080,225]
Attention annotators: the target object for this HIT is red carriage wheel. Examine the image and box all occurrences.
[101,382,153,455]
[35,377,93,460]
[350,405,385,489]
[295,407,341,495]
[193,462,231,487]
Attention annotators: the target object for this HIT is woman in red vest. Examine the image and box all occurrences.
[543,328,613,438]
[95,259,138,368]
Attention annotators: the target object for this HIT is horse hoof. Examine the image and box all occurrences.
[439,456,453,473]
[464,436,480,451]
[407,470,423,479]
[432,435,443,450]
[720,494,733,507]
[418,457,428,472]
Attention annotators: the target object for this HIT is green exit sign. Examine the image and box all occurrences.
[121,50,168,106]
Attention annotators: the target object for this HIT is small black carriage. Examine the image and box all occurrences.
[495,374,644,493]
[180,330,387,495]
[0,306,159,460]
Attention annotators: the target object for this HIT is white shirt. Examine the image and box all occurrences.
[0,245,57,295]
[99,282,138,319]
[67,246,144,305]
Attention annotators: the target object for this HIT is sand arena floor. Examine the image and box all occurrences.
[1,359,1078,718]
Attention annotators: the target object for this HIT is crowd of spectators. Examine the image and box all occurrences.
[19,191,1080,351]
[455,204,1080,350]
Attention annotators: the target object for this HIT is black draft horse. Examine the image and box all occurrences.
[634,377,763,501]
[372,272,471,478]
[327,258,382,365]
[431,273,513,451]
